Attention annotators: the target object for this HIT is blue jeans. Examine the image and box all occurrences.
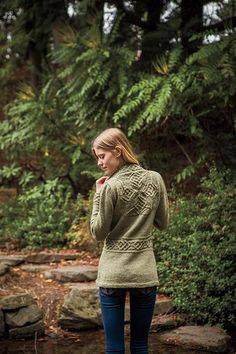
[99,287,157,354]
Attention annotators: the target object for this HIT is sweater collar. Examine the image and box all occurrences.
[108,163,140,179]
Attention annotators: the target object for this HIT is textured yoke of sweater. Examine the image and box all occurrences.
[90,163,169,288]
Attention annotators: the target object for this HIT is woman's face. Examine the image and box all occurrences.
[94,147,122,176]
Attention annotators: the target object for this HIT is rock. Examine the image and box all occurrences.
[58,285,102,330]
[21,264,51,273]
[9,319,44,339]
[65,281,97,289]
[0,294,44,339]
[0,309,5,337]
[5,304,43,328]
[44,265,98,283]
[159,325,231,353]
[125,297,174,323]
[0,255,24,266]
[154,298,174,315]
[150,314,186,332]
[0,294,35,310]
[0,262,9,275]
[25,253,79,263]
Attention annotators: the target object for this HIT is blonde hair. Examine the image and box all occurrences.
[92,128,139,165]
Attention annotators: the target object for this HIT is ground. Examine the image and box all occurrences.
[0,248,99,340]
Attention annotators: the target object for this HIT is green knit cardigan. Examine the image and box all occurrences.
[90,163,169,288]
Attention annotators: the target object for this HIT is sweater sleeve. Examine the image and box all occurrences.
[154,174,169,230]
[90,183,115,241]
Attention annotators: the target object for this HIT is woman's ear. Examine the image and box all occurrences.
[114,146,122,157]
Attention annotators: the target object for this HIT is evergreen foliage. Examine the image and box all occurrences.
[0,78,94,195]
[114,33,236,176]
[154,168,236,327]
[1,0,236,187]
[0,179,76,248]
[54,23,135,129]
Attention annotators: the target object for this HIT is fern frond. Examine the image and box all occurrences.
[129,77,162,96]
[16,83,35,101]
[153,55,169,75]
[148,81,172,121]
[107,13,124,45]
[53,23,78,48]
[168,45,183,71]
[187,42,219,64]
[170,73,185,92]
[75,48,98,63]
[219,53,235,79]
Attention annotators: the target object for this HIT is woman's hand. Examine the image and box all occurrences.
[96,176,109,193]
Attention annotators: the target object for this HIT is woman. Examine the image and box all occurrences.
[90,128,169,354]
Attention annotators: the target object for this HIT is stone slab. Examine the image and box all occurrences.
[44,265,98,283]
[0,256,24,266]
[65,281,97,289]
[124,297,173,322]
[154,298,174,315]
[159,325,231,353]
[0,262,9,275]
[150,314,186,332]
[0,294,35,310]
[5,304,43,328]
[21,264,51,273]
[59,286,173,331]
[25,254,79,263]
[9,319,44,339]
[58,286,102,330]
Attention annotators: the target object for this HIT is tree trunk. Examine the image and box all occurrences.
[139,0,164,71]
[24,0,68,90]
[181,0,204,55]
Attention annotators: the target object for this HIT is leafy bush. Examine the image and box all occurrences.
[154,167,236,327]
[64,191,97,251]
[0,179,77,249]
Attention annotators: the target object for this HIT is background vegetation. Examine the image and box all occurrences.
[154,167,236,328]
[0,0,235,327]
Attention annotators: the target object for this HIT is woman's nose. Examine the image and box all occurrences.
[97,159,102,167]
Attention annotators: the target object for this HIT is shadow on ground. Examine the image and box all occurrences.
[1,329,234,354]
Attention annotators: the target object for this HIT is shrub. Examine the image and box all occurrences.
[154,167,236,327]
[64,191,98,253]
[0,179,77,249]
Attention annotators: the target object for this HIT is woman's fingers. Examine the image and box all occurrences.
[97,176,109,185]
[96,176,109,192]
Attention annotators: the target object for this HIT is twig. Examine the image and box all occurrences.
[34,331,38,354]
[171,133,194,165]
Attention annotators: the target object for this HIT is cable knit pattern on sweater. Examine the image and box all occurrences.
[90,163,169,288]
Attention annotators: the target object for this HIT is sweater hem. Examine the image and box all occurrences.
[96,280,159,288]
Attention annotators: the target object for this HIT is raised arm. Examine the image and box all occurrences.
[90,183,115,241]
